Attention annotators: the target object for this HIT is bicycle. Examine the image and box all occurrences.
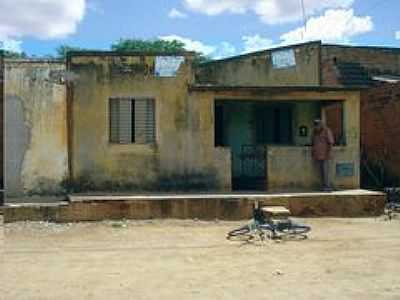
[384,187,400,220]
[227,202,311,242]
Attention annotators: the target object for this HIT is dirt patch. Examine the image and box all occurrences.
[2,217,400,299]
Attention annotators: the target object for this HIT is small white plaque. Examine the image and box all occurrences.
[271,48,296,69]
[155,56,185,77]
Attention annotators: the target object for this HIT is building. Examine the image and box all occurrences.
[4,59,67,197]
[4,41,400,199]
[0,52,4,203]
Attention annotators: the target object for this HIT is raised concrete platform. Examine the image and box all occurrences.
[2,190,385,223]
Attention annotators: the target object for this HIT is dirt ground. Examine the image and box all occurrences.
[1,216,400,300]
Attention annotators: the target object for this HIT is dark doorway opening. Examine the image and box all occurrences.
[215,100,294,191]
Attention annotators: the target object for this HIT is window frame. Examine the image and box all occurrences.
[108,97,156,145]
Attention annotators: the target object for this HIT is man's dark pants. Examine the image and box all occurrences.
[316,159,331,190]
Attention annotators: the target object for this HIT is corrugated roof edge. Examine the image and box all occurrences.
[198,41,322,66]
[188,84,368,92]
[322,44,400,52]
[4,58,64,63]
[67,50,196,58]
[199,41,400,67]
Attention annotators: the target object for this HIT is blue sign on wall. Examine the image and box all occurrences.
[336,163,354,177]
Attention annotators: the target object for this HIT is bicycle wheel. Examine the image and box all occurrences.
[227,224,253,241]
[279,224,311,236]
[258,224,276,239]
[387,202,400,212]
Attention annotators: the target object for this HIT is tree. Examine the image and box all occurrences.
[111,38,186,53]
[111,38,211,64]
[55,39,212,64]
[1,50,28,59]
[56,44,89,59]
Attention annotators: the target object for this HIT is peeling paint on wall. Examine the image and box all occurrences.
[69,53,230,192]
[0,53,4,192]
[5,61,68,197]
[195,42,321,86]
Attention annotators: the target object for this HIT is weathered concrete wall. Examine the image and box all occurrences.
[361,82,400,185]
[5,60,68,197]
[321,45,400,86]
[196,42,321,86]
[268,92,360,190]
[292,102,319,146]
[0,53,4,192]
[3,190,386,222]
[190,89,360,191]
[69,54,230,192]
[268,146,360,191]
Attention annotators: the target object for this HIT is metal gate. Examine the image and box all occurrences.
[234,145,267,190]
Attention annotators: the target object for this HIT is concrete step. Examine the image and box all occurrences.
[2,190,386,223]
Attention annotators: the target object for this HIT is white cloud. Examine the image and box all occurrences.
[396,31,400,40]
[183,0,354,24]
[168,8,188,19]
[280,9,373,44]
[0,39,23,53]
[161,35,215,56]
[0,0,86,40]
[160,35,236,58]
[242,35,273,53]
[183,0,250,15]
[213,42,237,59]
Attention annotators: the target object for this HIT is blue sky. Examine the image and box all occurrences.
[0,0,399,58]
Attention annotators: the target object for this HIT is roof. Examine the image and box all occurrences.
[372,75,400,83]
[199,41,400,67]
[323,44,400,53]
[4,59,64,64]
[335,62,373,86]
[188,85,367,92]
[67,50,196,58]
[198,41,321,66]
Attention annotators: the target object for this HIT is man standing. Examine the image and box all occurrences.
[312,119,334,191]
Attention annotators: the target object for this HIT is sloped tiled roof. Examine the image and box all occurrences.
[335,62,374,86]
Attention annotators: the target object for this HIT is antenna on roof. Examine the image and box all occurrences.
[300,0,307,40]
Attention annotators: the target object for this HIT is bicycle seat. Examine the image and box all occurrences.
[261,206,291,217]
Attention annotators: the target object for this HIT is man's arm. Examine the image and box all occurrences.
[327,128,335,146]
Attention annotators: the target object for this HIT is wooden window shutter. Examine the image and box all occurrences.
[110,98,134,143]
[118,98,133,144]
[109,98,120,143]
[134,99,155,144]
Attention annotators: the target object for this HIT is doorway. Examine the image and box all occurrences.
[215,100,294,190]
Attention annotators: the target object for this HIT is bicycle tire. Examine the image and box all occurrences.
[386,202,400,211]
[227,225,252,241]
[279,224,311,235]
[258,223,276,239]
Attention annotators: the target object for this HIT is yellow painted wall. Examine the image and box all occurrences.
[5,60,68,196]
[69,54,230,191]
[196,42,321,86]
[190,89,360,191]
[70,54,360,192]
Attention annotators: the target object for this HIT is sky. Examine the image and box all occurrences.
[0,0,399,58]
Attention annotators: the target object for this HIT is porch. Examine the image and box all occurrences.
[3,189,385,223]
[189,85,362,192]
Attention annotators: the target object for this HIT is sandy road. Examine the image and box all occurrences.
[2,217,400,300]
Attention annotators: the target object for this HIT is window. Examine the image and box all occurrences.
[109,98,155,144]
[255,105,293,145]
